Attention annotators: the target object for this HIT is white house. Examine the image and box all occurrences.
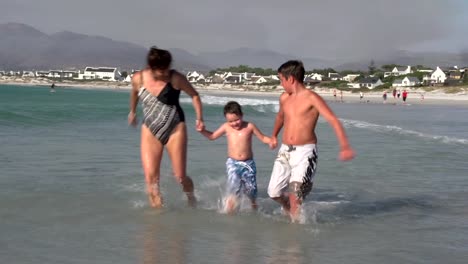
[35,71,49,77]
[392,76,421,87]
[223,72,243,83]
[358,77,383,89]
[77,67,120,81]
[307,73,323,81]
[251,76,268,84]
[48,70,62,78]
[22,71,35,78]
[328,72,342,81]
[429,66,447,84]
[342,74,360,82]
[391,66,412,76]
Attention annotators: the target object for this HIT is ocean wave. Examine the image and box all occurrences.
[181,95,280,113]
[181,95,278,106]
[342,119,468,145]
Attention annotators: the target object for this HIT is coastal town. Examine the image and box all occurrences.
[1,64,467,92]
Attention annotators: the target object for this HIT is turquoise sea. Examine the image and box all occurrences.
[1,84,467,263]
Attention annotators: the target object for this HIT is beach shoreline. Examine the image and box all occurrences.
[1,78,467,106]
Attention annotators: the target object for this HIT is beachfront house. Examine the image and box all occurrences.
[48,70,63,78]
[223,72,243,84]
[392,66,412,76]
[429,66,447,84]
[187,71,206,83]
[250,76,267,84]
[449,71,462,80]
[62,70,79,79]
[76,67,120,81]
[358,77,383,89]
[307,73,323,81]
[392,76,421,87]
[328,72,342,81]
[22,71,35,78]
[342,74,361,82]
[35,71,49,77]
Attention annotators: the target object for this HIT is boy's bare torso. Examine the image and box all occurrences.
[282,90,319,145]
[225,121,254,161]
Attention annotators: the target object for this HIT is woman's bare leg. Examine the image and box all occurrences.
[141,125,164,208]
[165,123,196,207]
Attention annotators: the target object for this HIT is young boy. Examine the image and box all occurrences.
[199,101,271,214]
[268,60,355,222]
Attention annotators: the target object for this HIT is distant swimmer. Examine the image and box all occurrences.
[50,83,56,93]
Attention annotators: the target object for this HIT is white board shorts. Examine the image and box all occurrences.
[267,144,318,200]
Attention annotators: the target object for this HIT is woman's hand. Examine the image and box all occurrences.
[196,119,205,131]
[128,112,137,127]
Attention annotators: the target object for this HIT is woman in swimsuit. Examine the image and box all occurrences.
[128,46,205,208]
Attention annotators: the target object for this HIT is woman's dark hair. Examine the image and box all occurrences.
[223,101,243,116]
[147,46,172,70]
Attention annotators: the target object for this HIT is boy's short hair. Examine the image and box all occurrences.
[224,101,243,116]
[278,60,305,84]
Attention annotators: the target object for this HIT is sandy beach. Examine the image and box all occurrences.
[1,77,467,106]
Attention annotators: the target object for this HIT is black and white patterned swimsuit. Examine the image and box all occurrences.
[138,76,185,145]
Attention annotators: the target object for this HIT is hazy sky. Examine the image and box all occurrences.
[2,0,467,61]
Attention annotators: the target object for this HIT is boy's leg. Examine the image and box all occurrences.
[289,145,318,222]
[241,159,258,211]
[268,148,291,213]
[225,158,242,214]
[225,195,238,214]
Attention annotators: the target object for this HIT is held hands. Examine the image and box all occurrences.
[339,146,355,161]
[269,136,278,149]
[128,112,137,127]
[196,119,205,132]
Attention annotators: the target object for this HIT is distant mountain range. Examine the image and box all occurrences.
[1,22,467,72]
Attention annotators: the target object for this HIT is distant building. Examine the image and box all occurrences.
[392,76,421,87]
[358,77,383,89]
[76,67,120,81]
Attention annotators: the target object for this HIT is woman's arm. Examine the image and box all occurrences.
[128,71,142,126]
[172,71,204,131]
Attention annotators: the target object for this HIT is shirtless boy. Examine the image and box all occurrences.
[268,60,355,222]
[200,101,270,213]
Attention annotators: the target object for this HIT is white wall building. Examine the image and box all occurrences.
[429,66,447,84]
[77,67,120,81]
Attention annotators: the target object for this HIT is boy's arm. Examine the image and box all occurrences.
[269,93,286,149]
[199,124,226,141]
[250,123,271,144]
[310,92,355,161]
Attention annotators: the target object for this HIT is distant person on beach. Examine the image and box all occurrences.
[333,89,337,102]
[268,60,355,222]
[359,91,364,102]
[420,93,424,101]
[402,90,408,103]
[383,91,387,103]
[128,46,205,208]
[397,89,401,99]
[392,88,397,99]
[340,90,343,102]
[199,101,271,214]
[50,83,56,93]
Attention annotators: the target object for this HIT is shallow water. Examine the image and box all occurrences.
[1,85,467,263]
